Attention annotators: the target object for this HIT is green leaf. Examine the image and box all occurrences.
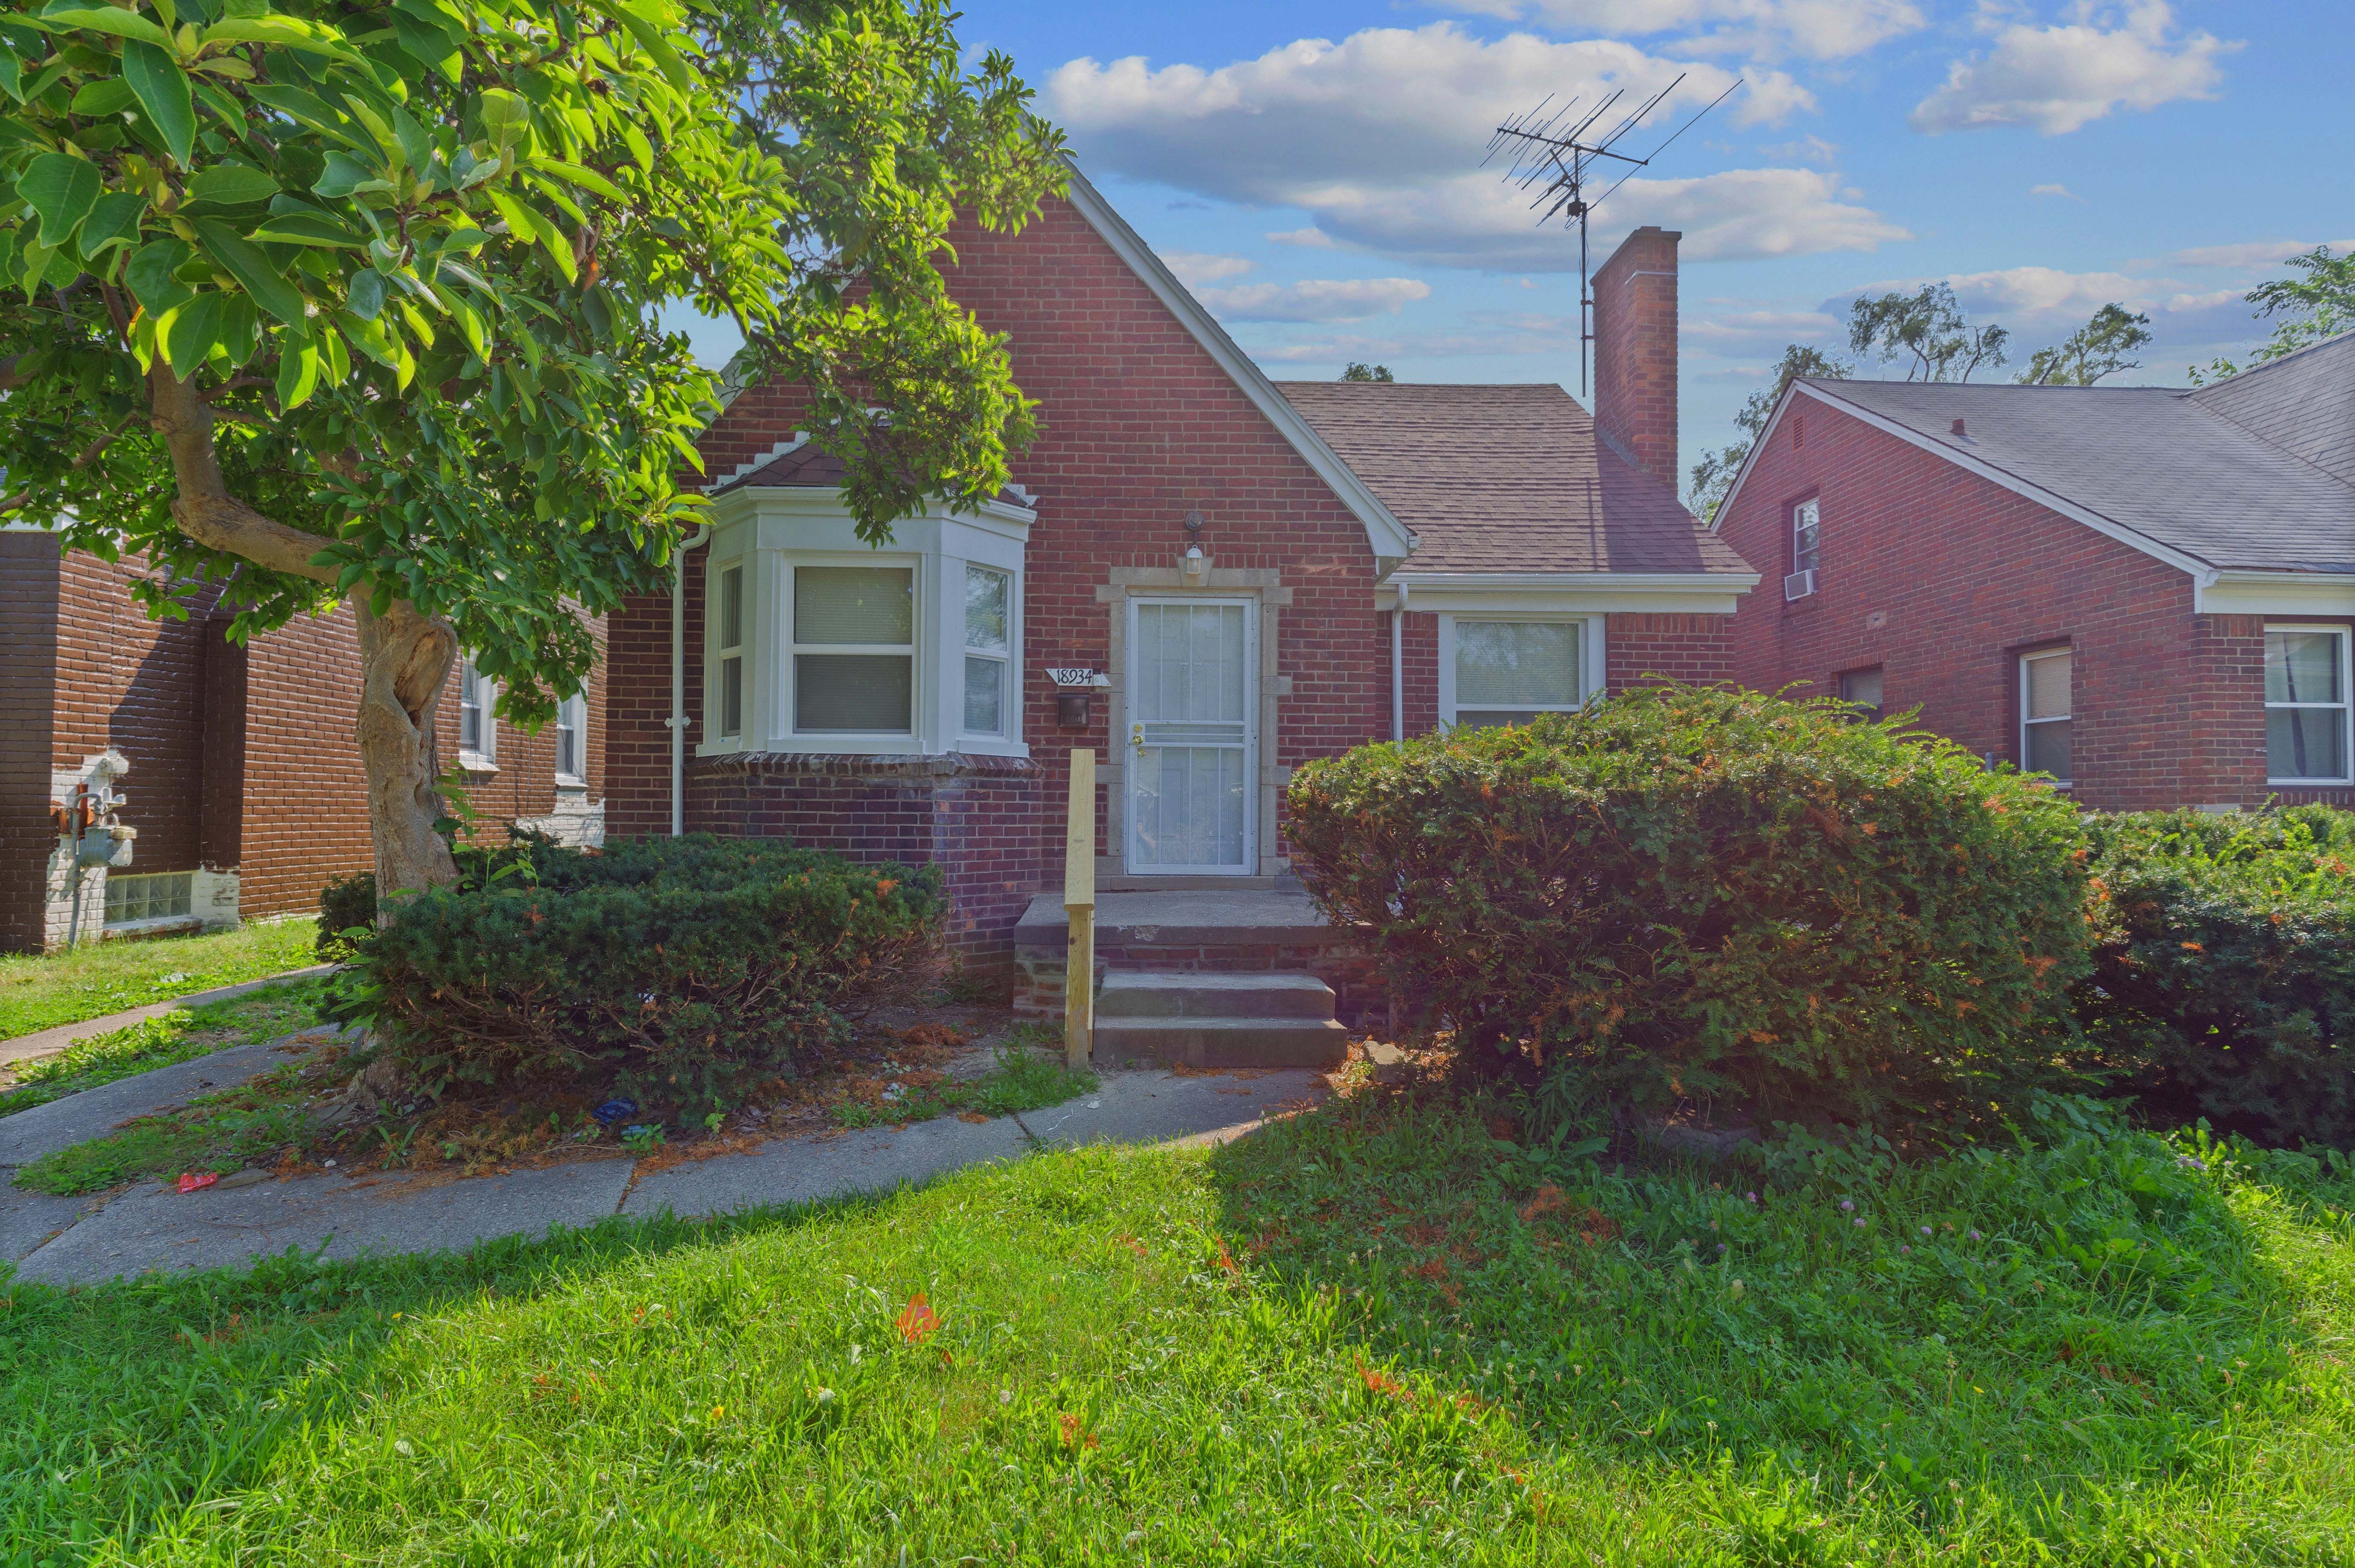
[313,149,386,198]
[124,233,193,314]
[75,188,144,257]
[190,215,306,325]
[248,209,364,248]
[27,6,173,47]
[248,82,358,144]
[475,86,526,148]
[274,335,319,407]
[316,319,349,385]
[611,4,688,91]
[0,42,20,102]
[183,161,279,208]
[388,7,457,83]
[621,121,652,178]
[13,150,99,247]
[528,156,627,204]
[158,288,226,371]
[121,40,194,167]
[199,14,354,56]
[67,76,135,116]
[346,264,384,318]
[485,187,570,282]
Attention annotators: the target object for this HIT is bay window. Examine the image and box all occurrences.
[1439,615,1598,729]
[964,565,1012,736]
[792,565,915,734]
[716,564,744,740]
[2265,625,2352,784]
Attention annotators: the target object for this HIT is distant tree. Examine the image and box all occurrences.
[2190,245,2355,385]
[1340,362,1394,382]
[1848,283,2009,382]
[1685,345,1849,522]
[2018,303,2153,385]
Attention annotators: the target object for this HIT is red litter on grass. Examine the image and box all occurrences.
[176,1171,219,1194]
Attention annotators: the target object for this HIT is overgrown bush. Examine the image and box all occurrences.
[334,836,944,1114]
[2079,806,2355,1146]
[1287,686,2094,1123]
[316,872,376,960]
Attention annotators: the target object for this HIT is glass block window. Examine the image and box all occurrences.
[106,871,193,925]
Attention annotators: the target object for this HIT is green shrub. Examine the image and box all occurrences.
[335,836,944,1114]
[2079,806,2355,1146]
[1286,686,2094,1123]
[316,872,376,959]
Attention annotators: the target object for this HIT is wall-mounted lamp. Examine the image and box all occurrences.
[1182,509,1207,582]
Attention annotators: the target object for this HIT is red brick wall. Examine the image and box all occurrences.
[236,603,373,919]
[437,618,608,831]
[1717,395,2355,810]
[0,533,61,952]
[1592,226,1682,492]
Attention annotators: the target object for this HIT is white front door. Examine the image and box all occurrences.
[1125,597,1256,874]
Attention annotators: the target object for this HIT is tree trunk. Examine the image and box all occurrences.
[355,598,461,910]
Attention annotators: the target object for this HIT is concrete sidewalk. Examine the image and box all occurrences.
[1,964,339,1073]
[1,1039,1324,1287]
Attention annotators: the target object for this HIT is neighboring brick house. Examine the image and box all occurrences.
[1714,330,2355,810]
[0,529,607,953]
[599,170,1757,982]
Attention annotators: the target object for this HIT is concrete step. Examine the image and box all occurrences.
[1096,971,1336,1021]
[1094,1016,1350,1070]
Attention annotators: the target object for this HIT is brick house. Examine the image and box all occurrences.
[598,168,1757,1030]
[0,530,606,953]
[1714,331,2355,811]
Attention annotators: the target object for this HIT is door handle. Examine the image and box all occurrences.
[1131,722,1145,754]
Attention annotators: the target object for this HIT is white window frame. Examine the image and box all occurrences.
[1436,613,1605,729]
[457,658,496,769]
[961,563,1017,740]
[783,555,923,741]
[714,561,746,741]
[1791,497,1820,576]
[2264,622,2354,786]
[553,691,587,786]
[2019,646,2073,789]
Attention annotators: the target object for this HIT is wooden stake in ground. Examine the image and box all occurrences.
[1063,749,1097,1071]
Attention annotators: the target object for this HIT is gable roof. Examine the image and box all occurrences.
[1059,162,1417,564]
[1275,381,1754,577]
[1739,330,2355,578]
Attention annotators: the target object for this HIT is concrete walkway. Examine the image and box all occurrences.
[1,964,340,1073]
[1,1032,1324,1287]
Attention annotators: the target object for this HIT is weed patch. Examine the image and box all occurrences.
[0,982,326,1117]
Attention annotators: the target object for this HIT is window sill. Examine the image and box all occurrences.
[457,751,498,775]
[554,775,587,791]
[2269,777,2353,788]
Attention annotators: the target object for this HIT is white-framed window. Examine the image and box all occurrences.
[105,870,192,926]
[457,658,495,763]
[1792,498,1820,576]
[792,563,917,735]
[2019,646,2072,785]
[1438,615,1600,730]
[716,563,745,740]
[2265,625,2352,784]
[963,564,1012,737]
[1839,666,1884,719]
[554,691,586,784]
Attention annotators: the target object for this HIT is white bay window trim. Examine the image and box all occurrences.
[1435,613,1605,730]
[700,490,1031,759]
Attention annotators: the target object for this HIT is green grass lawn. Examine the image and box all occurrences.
[3,1087,2351,1563]
[0,983,327,1122]
[0,920,321,1041]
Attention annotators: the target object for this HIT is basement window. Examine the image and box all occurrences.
[1439,616,1599,730]
[106,871,192,926]
[1839,667,1884,721]
[2265,625,2351,784]
[2019,647,2072,786]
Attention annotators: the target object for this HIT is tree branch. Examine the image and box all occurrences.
[148,365,341,584]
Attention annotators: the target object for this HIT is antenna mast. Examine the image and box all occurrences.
[1484,76,1742,394]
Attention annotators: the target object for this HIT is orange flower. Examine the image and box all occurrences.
[895,1292,941,1346]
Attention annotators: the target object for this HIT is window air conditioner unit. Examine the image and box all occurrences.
[1784,569,1817,601]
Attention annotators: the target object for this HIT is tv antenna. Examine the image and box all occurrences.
[1484,75,1742,394]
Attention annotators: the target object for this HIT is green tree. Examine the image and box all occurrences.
[0,0,1061,898]
[2017,302,2152,385]
[1339,361,1393,382]
[1685,343,1848,522]
[1847,282,2008,382]
[2190,244,2355,385]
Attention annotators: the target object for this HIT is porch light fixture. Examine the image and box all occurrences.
[1183,509,1207,582]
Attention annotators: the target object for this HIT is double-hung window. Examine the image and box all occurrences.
[554,691,586,784]
[792,565,915,734]
[1442,617,1590,730]
[963,565,1012,737]
[458,659,494,762]
[715,564,745,740]
[2265,625,2352,784]
[1786,498,1820,600]
[2019,647,2072,785]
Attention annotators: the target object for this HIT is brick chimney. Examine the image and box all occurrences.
[1591,225,1681,492]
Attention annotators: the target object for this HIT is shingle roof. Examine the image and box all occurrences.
[1794,331,2355,575]
[1272,382,1753,577]
[708,439,1032,511]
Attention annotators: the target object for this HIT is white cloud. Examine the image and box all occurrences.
[1757,133,1841,165]
[1910,2,2239,136]
[1425,0,1926,61]
[1197,277,1435,323]
[2029,182,2078,198]
[2167,238,2355,268]
[1266,227,1336,249]
[1161,250,1253,287]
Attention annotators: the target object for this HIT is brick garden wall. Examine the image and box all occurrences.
[1716,394,2355,810]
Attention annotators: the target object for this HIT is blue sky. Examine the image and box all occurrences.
[679,2,2354,480]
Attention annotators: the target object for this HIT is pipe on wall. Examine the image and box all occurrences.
[670,524,712,836]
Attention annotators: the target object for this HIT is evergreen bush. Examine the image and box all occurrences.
[2079,806,2355,1146]
[335,836,943,1114]
[1286,686,2094,1122]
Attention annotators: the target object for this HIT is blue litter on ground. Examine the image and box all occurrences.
[592,1098,639,1125]
[620,1124,658,1140]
